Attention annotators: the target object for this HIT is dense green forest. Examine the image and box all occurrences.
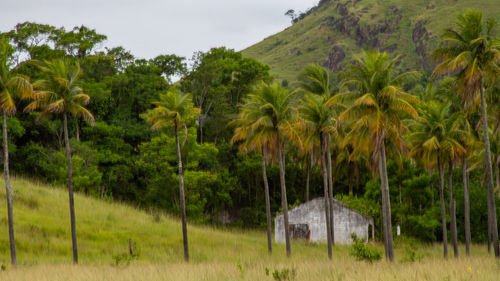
[1,7,500,263]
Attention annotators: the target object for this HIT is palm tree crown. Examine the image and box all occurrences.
[26,59,94,124]
[147,87,199,131]
[0,36,33,114]
[433,10,500,104]
[407,101,467,168]
[333,50,419,163]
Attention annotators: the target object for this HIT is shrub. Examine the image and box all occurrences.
[400,245,423,263]
[272,267,296,281]
[350,233,382,263]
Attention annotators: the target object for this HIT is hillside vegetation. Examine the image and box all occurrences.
[242,0,500,81]
[0,178,499,280]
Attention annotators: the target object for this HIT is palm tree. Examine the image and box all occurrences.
[433,10,500,257]
[298,64,339,246]
[240,83,298,257]
[407,101,467,258]
[333,50,419,261]
[230,98,276,255]
[0,36,33,265]
[145,87,199,262]
[298,93,338,258]
[26,59,95,264]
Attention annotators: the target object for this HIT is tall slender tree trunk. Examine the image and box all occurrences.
[3,111,16,265]
[479,80,500,257]
[448,159,458,258]
[488,218,492,254]
[438,156,448,259]
[429,169,434,208]
[305,152,311,202]
[276,129,291,257]
[348,163,353,195]
[262,145,272,254]
[198,115,204,144]
[75,119,80,142]
[355,163,360,192]
[378,143,394,262]
[495,160,500,199]
[462,155,471,256]
[326,136,335,245]
[63,112,78,264]
[175,123,189,262]
[320,133,332,259]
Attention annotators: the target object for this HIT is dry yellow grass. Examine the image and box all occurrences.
[3,253,500,281]
[1,177,500,280]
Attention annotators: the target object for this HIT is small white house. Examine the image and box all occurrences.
[275,197,374,244]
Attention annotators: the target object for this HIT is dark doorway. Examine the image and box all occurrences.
[289,224,310,240]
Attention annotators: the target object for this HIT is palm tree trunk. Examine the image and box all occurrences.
[480,80,500,257]
[462,155,471,256]
[276,129,291,257]
[355,163,360,192]
[438,156,448,259]
[305,152,311,202]
[326,136,335,245]
[448,159,458,258]
[320,133,332,259]
[262,145,272,254]
[495,160,500,200]
[175,123,189,262]
[348,163,353,195]
[3,111,16,265]
[63,112,78,264]
[75,119,80,142]
[198,115,204,144]
[378,143,394,262]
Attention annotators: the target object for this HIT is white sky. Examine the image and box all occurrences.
[1,0,318,60]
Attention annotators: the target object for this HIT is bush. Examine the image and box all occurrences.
[350,233,382,263]
[400,245,423,263]
[272,267,296,281]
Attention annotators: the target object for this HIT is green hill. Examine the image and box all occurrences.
[242,0,500,82]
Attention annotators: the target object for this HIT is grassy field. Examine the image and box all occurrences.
[1,177,500,280]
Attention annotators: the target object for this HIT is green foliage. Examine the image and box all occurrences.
[44,143,102,196]
[181,47,271,143]
[349,234,382,263]
[272,267,296,281]
[400,245,424,263]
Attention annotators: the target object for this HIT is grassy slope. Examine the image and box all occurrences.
[0,177,499,280]
[242,0,500,82]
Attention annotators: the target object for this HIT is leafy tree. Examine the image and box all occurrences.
[4,22,59,60]
[433,10,500,257]
[151,54,187,82]
[145,87,200,262]
[27,58,95,264]
[181,47,270,144]
[0,35,33,265]
[53,25,107,59]
[334,50,419,262]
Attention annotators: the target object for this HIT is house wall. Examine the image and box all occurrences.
[274,197,373,244]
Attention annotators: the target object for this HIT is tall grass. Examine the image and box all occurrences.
[1,177,499,280]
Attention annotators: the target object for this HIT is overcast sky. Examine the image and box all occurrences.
[1,0,318,60]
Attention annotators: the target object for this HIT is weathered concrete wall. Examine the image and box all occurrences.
[275,197,373,244]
